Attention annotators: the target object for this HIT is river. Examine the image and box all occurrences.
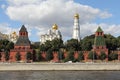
[0,71,120,80]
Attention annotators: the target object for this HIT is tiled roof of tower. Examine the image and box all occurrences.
[20,25,27,32]
[15,25,30,46]
[96,26,103,32]
[15,36,30,46]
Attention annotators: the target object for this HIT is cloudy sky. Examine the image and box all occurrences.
[0,0,120,42]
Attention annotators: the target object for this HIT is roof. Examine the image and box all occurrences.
[96,26,103,32]
[20,25,27,32]
[15,36,31,46]
[15,25,30,46]
[94,36,105,46]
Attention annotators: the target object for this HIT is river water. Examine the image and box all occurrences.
[0,71,120,80]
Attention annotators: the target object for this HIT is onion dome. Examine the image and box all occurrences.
[74,13,79,19]
[52,24,58,30]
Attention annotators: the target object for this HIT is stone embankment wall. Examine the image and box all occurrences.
[0,63,120,71]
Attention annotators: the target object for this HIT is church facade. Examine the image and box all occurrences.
[40,24,62,44]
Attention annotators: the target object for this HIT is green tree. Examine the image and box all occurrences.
[65,39,81,51]
[51,38,64,51]
[6,42,14,51]
[109,52,118,61]
[31,42,40,49]
[105,34,118,50]
[65,50,74,62]
[0,40,14,52]
[78,51,84,62]
[46,49,53,61]
[4,51,9,61]
[15,52,21,61]
[26,52,32,61]
[99,52,106,61]
[39,44,47,51]
[36,51,41,61]
[88,51,96,60]
[81,35,94,51]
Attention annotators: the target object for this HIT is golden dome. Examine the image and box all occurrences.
[74,13,79,19]
[12,31,16,35]
[52,24,58,30]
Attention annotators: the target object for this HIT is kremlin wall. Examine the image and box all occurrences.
[0,13,119,63]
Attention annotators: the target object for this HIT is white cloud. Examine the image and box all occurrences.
[80,23,120,38]
[5,0,113,41]
[0,23,14,34]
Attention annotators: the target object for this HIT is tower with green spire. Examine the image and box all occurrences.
[94,26,105,48]
[92,26,108,60]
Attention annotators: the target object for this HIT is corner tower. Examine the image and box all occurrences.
[72,13,80,41]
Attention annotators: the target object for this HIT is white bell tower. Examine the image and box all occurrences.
[72,13,80,41]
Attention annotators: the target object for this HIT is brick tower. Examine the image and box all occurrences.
[92,26,108,60]
[10,25,33,62]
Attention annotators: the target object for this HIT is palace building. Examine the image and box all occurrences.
[40,24,62,43]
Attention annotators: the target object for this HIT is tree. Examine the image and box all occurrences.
[81,34,94,51]
[78,51,84,62]
[109,52,118,61]
[99,52,106,61]
[4,51,9,61]
[88,51,96,60]
[65,39,81,51]
[36,51,41,61]
[26,52,32,61]
[51,38,64,51]
[6,42,14,51]
[15,52,21,61]
[39,44,47,51]
[46,49,53,61]
[105,34,118,50]
[65,50,74,62]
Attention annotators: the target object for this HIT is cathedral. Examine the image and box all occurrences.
[40,24,62,43]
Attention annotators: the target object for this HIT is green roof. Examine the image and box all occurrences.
[96,26,103,32]
[94,36,105,46]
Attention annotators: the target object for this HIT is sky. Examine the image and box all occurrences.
[0,0,120,42]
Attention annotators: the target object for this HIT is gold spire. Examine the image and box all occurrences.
[52,24,58,30]
[74,13,79,19]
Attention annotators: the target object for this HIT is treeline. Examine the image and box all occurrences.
[37,34,120,52]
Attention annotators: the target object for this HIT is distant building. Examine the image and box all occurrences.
[9,25,33,62]
[40,24,62,44]
[9,31,18,43]
[0,31,18,43]
[0,32,9,40]
[72,13,80,41]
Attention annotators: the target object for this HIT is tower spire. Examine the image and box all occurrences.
[72,13,80,41]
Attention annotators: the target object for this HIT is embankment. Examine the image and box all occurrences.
[0,63,120,71]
